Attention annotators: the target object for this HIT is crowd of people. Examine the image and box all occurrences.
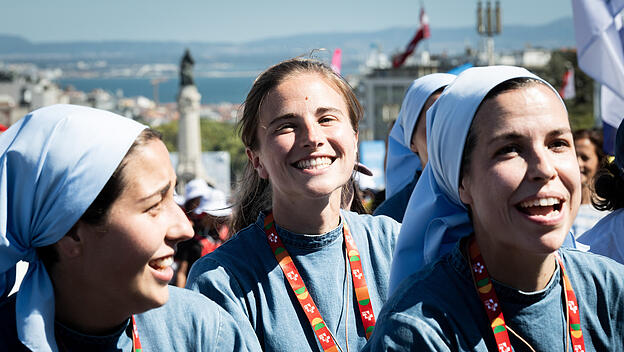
[1,58,624,351]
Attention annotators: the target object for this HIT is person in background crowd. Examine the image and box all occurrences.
[186,58,401,351]
[0,105,257,351]
[174,178,232,287]
[375,73,456,222]
[570,128,610,237]
[365,66,624,351]
[579,121,624,264]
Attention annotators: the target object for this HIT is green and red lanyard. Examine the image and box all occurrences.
[131,315,143,352]
[467,237,585,352]
[264,212,376,352]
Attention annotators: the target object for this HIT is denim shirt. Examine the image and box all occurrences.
[580,208,624,265]
[363,242,624,351]
[0,286,258,351]
[186,210,401,351]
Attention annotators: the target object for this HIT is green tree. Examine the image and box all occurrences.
[153,119,247,182]
[533,49,596,131]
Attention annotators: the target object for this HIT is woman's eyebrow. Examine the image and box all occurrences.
[546,128,573,138]
[139,183,171,202]
[487,132,524,144]
[316,107,342,116]
[267,113,296,127]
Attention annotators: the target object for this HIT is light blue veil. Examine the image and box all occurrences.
[384,73,456,199]
[388,66,577,294]
[0,104,146,351]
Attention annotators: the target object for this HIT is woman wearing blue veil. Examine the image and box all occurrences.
[0,105,258,351]
[366,67,624,351]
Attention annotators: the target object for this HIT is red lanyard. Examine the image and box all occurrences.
[467,237,585,352]
[131,315,143,352]
[263,212,376,351]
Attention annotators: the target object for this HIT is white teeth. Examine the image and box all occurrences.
[150,256,173,270]
[519,197,561,208]
[296,157,332,170]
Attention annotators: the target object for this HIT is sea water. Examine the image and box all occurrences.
[56,76,255,104]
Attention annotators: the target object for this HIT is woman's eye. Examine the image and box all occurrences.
[495,144,520,156]
[275,123,294,132]
[146,202,163,215]
[319,116,336,124]
[550,139,570,151]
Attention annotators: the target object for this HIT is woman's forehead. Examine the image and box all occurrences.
[473,85,568,135]
[259,74,347,119]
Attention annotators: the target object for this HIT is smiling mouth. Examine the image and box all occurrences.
[148,255,173,271]
[516,197,563,217]
[294,157,334,170]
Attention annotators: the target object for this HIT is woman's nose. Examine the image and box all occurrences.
[301,121,324,149]
[528,148,557,181]
[166,203,194,243]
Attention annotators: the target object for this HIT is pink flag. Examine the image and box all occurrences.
[331,48,342,75]
[559,67,576,100]
[392,7,430,68]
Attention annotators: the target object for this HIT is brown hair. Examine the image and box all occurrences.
[231,58,364,233]
[592,161,624,211]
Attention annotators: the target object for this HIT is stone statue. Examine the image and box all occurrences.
[177,48,204,187]
[180,49,195,86]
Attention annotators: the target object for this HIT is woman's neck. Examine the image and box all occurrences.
[272,191,342,234]
[581,185,592,205]
[473,235,557,292]
[51,266,130,335]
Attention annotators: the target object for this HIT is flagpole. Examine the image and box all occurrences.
[594,81,602,128]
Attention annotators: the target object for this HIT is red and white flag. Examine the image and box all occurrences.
[392,7,430,68]
[559,67,576,100]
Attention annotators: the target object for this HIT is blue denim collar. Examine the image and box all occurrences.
[55,317,130,346]
[254,211,344,250]
[447,237,561,304]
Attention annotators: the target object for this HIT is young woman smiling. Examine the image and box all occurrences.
[364,66,624,351]
[0,105,256,351]
[186,58,401,351]
[570,129,609,238]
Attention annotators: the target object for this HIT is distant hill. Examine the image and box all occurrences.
[0,17,574,73]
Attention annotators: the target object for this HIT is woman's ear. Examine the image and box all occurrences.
[55,224,83,259]
[458,175,473,206]
[246,147,269,179]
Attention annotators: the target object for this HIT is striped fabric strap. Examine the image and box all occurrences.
[264,212,376,352]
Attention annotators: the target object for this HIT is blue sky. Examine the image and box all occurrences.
[2,0,572,42]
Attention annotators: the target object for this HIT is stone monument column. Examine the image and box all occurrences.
[177,49,205,186]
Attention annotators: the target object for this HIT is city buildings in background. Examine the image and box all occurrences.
[0,6,584,193]
[0,61,241,128]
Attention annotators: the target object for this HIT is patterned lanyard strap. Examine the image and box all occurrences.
[131,315,143,352]
[264,212,376,352]
[467,237,585,352]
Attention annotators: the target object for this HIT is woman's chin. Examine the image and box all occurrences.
[535,229,570,253]
[132,285,170,315]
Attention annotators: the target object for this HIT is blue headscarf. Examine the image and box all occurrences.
[388,66,578,294]
[0,104,146,351]
[385,73,456,199]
